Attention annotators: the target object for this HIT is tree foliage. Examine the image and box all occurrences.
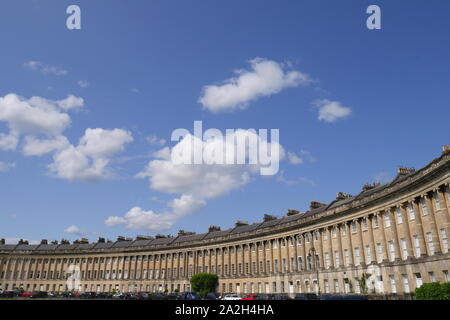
[190,273,219,297]
[415,282,450,300]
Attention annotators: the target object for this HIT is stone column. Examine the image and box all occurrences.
[367,215,377,263]
[346,222,355,266]
[412,199,428,257]
[425,192,443,254]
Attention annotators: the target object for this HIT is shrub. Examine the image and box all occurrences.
[190,273,219,297]
[415,282,449,300]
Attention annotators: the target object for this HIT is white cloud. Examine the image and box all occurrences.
[64,225,84,236]
[49,128,134,181]
[104,195,206,232]
[152,146,171,160]
[57,95,84,111]
[168,194,206,216]
[0,93,84,153]
[136,132,278,199]
[24,60,68,76]
[314,99,351,123]
[287,152,303,165]
[78,80,89,88]
[22,136,69,156]
[106,207,173,231]
[146,135,166,147]
[106,130,285,232]
[0,93,134,181]
[0,161,15,172]
[199,58,311,113]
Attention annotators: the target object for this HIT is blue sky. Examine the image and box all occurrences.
[1,0,449,243]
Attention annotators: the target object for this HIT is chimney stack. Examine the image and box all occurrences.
[287,209,300,216]
[136,235,153,241]
[397,167,415,176]
[235,220,248,227]
[208,226,221,233]
[178,230,196,236]
[263,214,277,222]
[310,201,326,210]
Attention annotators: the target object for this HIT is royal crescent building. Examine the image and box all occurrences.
[1,147,450,296]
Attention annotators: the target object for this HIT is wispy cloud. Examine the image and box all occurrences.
[276,170,317,186]
[64,225,85,236]
[146,135,166,147]
[314,99,351,123]
[24,60,68,76]
[0,161,15,172]
[78,80,89,88]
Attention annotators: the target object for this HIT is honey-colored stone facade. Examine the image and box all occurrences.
[1,150,450,296]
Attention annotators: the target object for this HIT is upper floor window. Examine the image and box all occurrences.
[440,229,448,253]
[421,198,429,216]
[426,232,435,255]
[313,231,319,242]
[384,212,391,228]
[408,204,415,220]
[351,221,357,233]
[297,236,302,246]
[434,193,441,210]
[373,215,379,228]
[396,207,403,224]
[305,233,310,243]
[332,227,337,238]
[362,218,368,230]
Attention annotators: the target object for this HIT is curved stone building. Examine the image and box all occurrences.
[1,147,450,296]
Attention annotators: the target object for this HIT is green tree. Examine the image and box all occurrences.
[190,273,218,297]
[415,282,449,300]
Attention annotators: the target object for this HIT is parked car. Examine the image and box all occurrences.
[136,292,151,300]
[294,293,319,300]
[167,293,180,300]
[222,294,242,300]
[241,294,257,300]
[151,292,169,300]
[97,292,112,299]
[30,291,48,299]
[273,294,292,300]
[204,292,221,300]
[255,293,273,300]
[179,292,201,300]
[21,292,33,297]
[0,291,16,298]
[80,292,97,299]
